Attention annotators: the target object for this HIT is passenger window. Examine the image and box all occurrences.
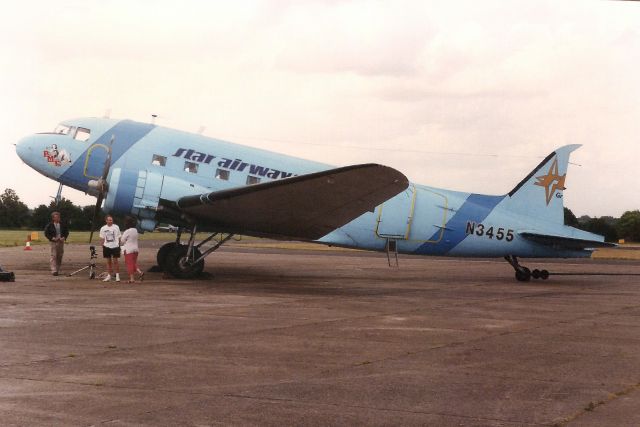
[151,154,167,166]
[215,169,230,180]
[184,161,198,174]
[74,127,91,142]
[246,176,260,185]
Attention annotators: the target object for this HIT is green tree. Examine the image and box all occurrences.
[617,210,640,242]
[0,188,30,228]
[30,204,51,229]
[583,217,618,242]
[51,198,92,230]
[564,207,579,227]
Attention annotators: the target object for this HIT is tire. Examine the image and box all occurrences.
[165,245,204,279]
[157,242,179,270]
[515,267,531,282]
[540,269,549,280]
[532,269,540,279]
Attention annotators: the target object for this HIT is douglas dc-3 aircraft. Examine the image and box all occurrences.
[16,117,613,281]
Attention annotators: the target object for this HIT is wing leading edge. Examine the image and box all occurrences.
[165,164,409,240]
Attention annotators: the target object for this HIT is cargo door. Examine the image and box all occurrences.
[83,143,110,179]
[376,185,416,239]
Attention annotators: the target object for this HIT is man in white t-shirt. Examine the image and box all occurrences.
[99,215,121,282]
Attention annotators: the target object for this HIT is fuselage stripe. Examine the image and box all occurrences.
[413,193,504,255]
[59,120,155,190]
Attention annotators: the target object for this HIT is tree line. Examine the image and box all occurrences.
[0,188,639,242]
[564,208,640,243]
[0,188,124,231]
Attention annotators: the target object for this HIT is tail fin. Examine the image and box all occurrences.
[505,144,581,224]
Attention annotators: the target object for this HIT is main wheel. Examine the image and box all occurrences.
[165,245,204,279]
[540,269,549,280]
[515,267,531,282]
[157,242,179,270]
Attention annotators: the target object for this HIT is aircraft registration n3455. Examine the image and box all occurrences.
[16,117,613,281]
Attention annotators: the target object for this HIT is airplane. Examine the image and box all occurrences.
[15,117,614,281]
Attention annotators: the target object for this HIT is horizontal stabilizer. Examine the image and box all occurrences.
[520,232,616,250]
[168,164,409,240]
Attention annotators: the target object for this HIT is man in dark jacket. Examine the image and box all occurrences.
[44,211,69,276]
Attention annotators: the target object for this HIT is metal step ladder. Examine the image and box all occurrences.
[386,238,399,268]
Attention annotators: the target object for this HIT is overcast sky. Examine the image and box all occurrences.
[1,0,638,217]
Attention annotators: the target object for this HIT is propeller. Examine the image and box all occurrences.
[88,135,114,242]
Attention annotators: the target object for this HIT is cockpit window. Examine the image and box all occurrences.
[54,124,72,135]
[74,127,91,142]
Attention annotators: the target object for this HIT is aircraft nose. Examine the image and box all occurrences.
[15,135,36,163]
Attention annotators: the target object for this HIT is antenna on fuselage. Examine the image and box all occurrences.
[197,126,206,134]
[151,114,158,124]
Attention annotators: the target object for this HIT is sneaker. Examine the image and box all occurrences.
[102,274,111,282]
[115,273,120,282]
[52,272,58,276]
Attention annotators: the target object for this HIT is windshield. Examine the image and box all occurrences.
[53,124,72,135]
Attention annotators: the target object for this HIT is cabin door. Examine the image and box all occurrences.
[376,185,416,239]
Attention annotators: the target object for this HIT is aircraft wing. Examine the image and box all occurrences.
[164,164,409,240]
[519,232,616,250]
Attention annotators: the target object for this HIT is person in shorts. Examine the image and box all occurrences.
[99,215,121,282]
[120,216,144,283]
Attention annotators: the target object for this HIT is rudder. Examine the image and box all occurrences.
[505,144,581,224]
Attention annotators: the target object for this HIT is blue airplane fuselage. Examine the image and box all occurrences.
[16,117,604,260]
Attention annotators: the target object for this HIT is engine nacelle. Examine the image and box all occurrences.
[103,168,210,230]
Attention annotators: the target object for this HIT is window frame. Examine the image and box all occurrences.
[53,124,72,135]
[184,161,199,174]
[151,154,167,167]
[74,127,91,142]
[246,175,261,185]
[215,168,230,181]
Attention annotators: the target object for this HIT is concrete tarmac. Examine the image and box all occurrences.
[1,242,640,426]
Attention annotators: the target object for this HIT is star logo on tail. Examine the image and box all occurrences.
[534,158,566,205]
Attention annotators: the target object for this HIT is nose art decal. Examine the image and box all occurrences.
[43,144,72,167]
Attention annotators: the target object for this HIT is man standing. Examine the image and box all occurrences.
[99,215,121,282]
[44,211,69,276]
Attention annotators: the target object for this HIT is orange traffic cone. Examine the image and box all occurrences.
[24,234,32,251]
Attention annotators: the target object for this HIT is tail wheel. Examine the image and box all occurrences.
[165,245,204,279]
[157,242,179,270]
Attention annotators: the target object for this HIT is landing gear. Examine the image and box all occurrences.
[156,225,235,279]
[505,255,549,282]
[165,245,204,279]
[531,268,549,280]
[157,242,178,269]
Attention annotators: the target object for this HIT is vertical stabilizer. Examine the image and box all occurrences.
[505,144,581,224]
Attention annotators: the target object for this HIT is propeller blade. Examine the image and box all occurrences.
[89,135,114,243]
[101,135,114,181]
[88,192,104,243]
